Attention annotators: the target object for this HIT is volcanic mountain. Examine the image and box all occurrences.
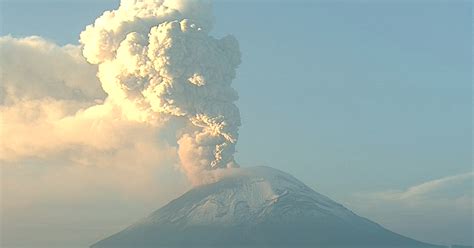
[91,166,442,248]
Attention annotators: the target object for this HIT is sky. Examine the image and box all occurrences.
[0,0,472,247]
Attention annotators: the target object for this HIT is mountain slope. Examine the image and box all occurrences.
[92,166,443,248]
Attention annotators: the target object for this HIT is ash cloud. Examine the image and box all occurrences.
[1,1,241,245]
[1,0,242,185]
[80,0,241,184]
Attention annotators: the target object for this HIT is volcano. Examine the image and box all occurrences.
[91,166,442,248]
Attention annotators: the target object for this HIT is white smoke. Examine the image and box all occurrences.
[1,2,240,246]
[79,0,241,184]
[0,35,104,104]
[1,0,242,185]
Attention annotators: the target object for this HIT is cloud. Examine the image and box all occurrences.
[79,0,242,184]
[374,172,473,201]
[1,0,242,183]
[0,35,105,103]
[1,0,242,245]
[0,35,188,247]
[349,172,473,246]
[0,37,169,164]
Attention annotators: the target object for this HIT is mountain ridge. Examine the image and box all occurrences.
[91,166,444,248]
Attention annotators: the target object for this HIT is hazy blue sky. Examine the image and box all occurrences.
[1,0,472,247]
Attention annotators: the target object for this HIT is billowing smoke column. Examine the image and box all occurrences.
[80,0,241,184]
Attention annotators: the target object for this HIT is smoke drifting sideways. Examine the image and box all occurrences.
[1,0,242,185]
[80,0,242,184]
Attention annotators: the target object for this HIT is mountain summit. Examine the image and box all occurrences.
[92,166,441,248]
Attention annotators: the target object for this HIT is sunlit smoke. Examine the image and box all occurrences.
[79,0,241,184]
[0,0,242,185]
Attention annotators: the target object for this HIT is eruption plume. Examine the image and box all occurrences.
[79,0,242,184]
